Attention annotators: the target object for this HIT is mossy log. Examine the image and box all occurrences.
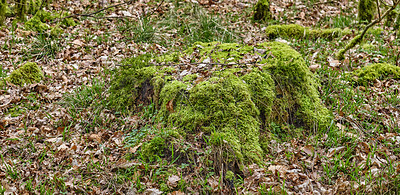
[109,42,331,165]
[265,24,352,40]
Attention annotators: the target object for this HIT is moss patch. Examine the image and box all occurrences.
[111,42,331,164]
[25,10,76,33]
[353,63,400,85]
[265,24,352,40]
[2,62,43,86]
[141,136,166,162]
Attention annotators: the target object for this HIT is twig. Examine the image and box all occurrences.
[314,1,339,5]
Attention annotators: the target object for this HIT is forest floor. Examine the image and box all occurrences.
[0,0,399,194]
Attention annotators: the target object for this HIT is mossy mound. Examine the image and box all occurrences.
[265,24,352,40]
[353,63,400,85]
[1,62,43,87]
[110,42,331,164]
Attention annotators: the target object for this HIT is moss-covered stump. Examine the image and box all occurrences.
[265,24,352,40]
[1,62,43,87]
[353,63,400,85]
[0,0,6,26]
[253,0,271,21]
[110,42,331,164]
[358,0,376,23]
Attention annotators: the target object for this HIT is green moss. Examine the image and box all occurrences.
[61,17,76,27]
[163,71,265,163]
[50,26,63,36]
[4,62,43,86]
[336,34,363,60]
[309,28,351,39]
[5,5,13,17]
[24,12,49,32]
[367,27,383,36]
[182,74,198,82]
[358,0,376,23]
[259,42,331,129]
[265,24,351,40]
[0,0,6,26]
[225,171,235,181]
[141,136,166,162]
[265,24,305,39]
[353,63,400,85]
[111,41,331,165]
[253,0,270,21]
[361,43,375,50]
[25,10,76,32]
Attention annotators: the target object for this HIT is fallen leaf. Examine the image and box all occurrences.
[167,175,180,188]
[89,134,102,142]
[72,39,84,47]
[268,165,287,177]
[301,145,314,156]
[143,188,163,195]
[170,191,185,195]
[166,99,174,113]
[129,143,142,153]
[309,64,320,73]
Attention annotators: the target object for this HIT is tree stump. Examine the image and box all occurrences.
[109,42,331,165]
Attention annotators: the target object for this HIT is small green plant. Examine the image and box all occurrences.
[117,17,156,43]
[0,184,5,194]
[1,154,20,180]
[29,33,61,60]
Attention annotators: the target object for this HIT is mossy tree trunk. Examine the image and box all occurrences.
[0,0,6,25]
[253,0,271,21]
[358,0,376,23]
